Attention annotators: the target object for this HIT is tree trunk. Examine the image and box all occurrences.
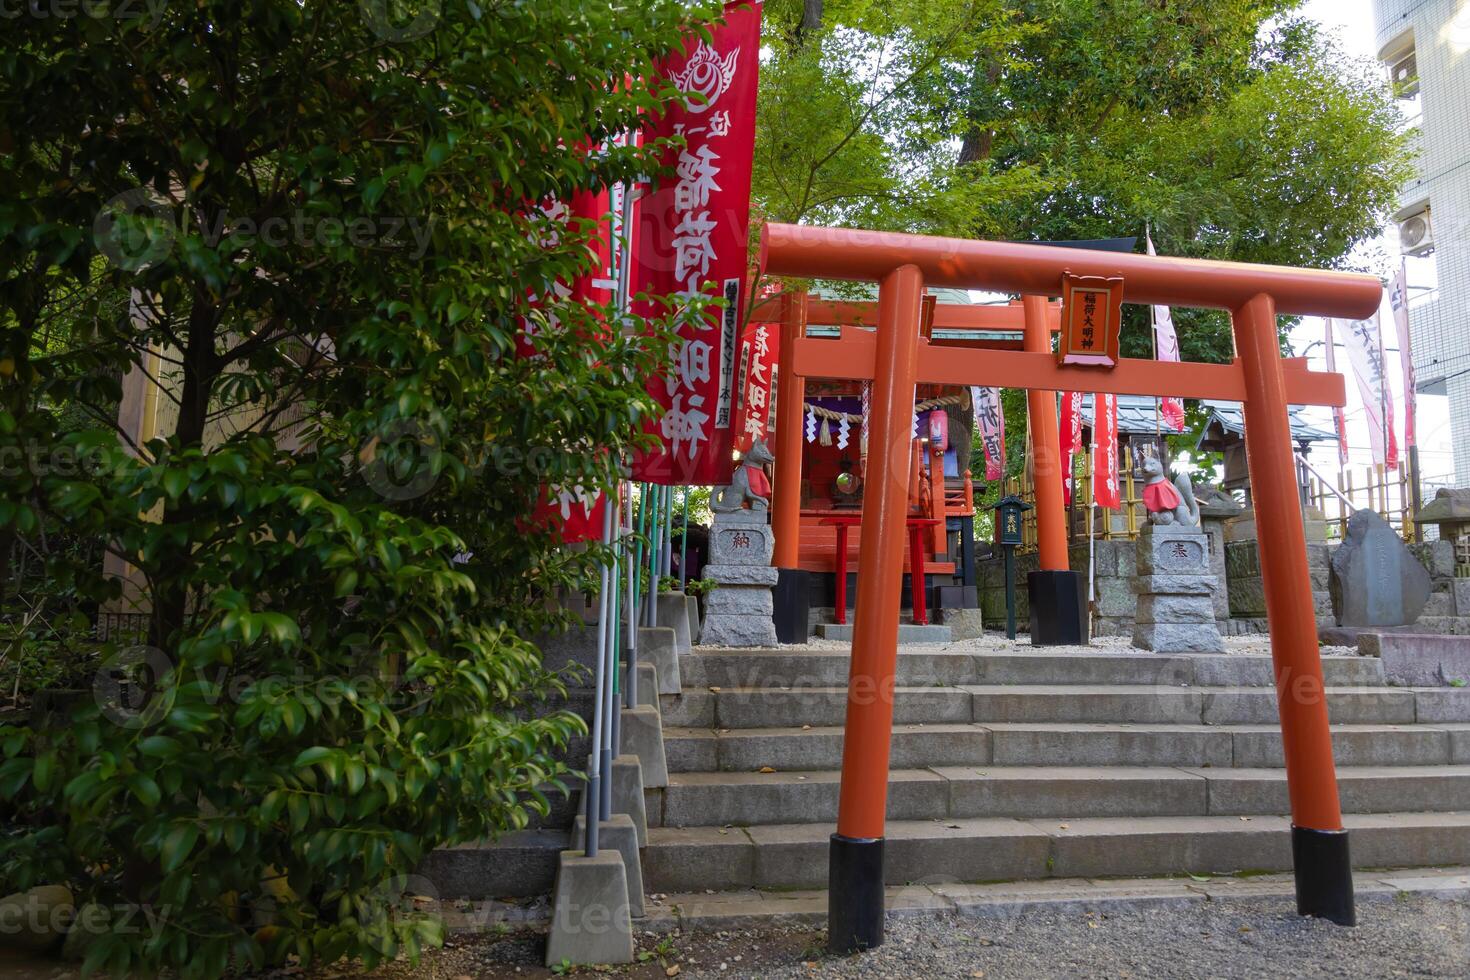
[794,0,823,46]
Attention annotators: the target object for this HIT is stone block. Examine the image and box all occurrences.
[642,827,756,892]
[1137,525,1210,576]
[618,709,667,790]
[1358,632,1470,686]
[987,724,1232,768]
[939,765,1207,819]
[709,518,774,565]
[705,587,773,617]
[570,814,645,917]
[1043,816,1293,879]
[417,828,568,899]
[939,607,984,640]
[1133,574,1215,595]
[656,593,691,654]
[610,756,649,843]
[1454,580,1470,617]
[701,564,779,586]
[1096,578,1138,618]
[1132,622,1226,654]
[545,850,634,967]
[1414,688,1470,723]
[639,627,681,694]
[701,607,778,648]
[686,594,703,644]
[1135,593,1218,625]
[1329,509,1432,627]
[620,662,657,708]
[1225,541,1260,579]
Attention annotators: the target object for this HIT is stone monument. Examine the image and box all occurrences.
[1132,463,1224,654]
[1329,509,1431,628]
[704,440,779,647]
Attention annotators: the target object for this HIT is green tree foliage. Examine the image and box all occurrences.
[0,2,715,974]
[758,0,1411,474]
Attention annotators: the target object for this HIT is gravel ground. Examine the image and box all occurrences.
[326,893,1468,980]
[794,632,1360,659]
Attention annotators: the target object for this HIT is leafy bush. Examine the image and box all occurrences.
[0,1,716,975]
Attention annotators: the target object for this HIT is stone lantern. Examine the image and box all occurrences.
[1414,488,1470,577]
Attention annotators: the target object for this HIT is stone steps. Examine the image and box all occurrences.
[659,684,1470,730]
[664,722,1470,772]
[647,765,1470,827]
[678,649,1386,688]
[641,812,1470,892]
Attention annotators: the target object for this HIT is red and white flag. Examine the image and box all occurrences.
[1339,313,1400,471]
[1390,262,1418,449]
[733,320,779,453]
[518,185,615,542]
[970,386,1006,481]
[1145,232,1187,432]
[1323,319,1350,466]
[1094,393,1121,510]
[1058,391,1084,505]
[630,1,763,486]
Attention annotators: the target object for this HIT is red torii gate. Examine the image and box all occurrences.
[761,222,1379,953]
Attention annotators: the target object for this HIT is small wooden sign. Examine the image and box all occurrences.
[1058,274,1124,368]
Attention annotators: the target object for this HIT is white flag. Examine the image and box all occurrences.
[1338,314,1399,470]
[1145,230,1186,431]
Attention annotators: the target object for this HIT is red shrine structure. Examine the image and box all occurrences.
[767,297,1063,630]
[760,222,1379,953]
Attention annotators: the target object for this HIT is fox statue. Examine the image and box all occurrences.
[1140,455,1200,527]
[712,438,775,513]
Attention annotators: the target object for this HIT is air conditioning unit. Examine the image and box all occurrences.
[1399,209,1435,256]
[1391,51,1420,99]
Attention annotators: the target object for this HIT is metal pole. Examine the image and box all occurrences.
[662,482,674,578]
[647,485,661,627]
[583,496,614,857]
[1003,546,1016,640]
[602,490,619,821]
[679,487,690,589]
[625,486,638,709]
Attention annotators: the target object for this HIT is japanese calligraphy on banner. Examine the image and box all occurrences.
[734,321,779,453]
[1323,318,1350,465]
[533,484,607,544]
[517,186,614,358]
[1338,315,1399,471]
[1094,392,1121,510]
[1059,275,1124,368]
[1391,262,1418,449]
[1144,233,1187,431]
[630,1,763,486]
[518,186,613,541]
[1058,391,1084,506]
[970,386,1006,481]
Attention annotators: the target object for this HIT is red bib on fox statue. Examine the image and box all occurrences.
[1142,478,1182,514]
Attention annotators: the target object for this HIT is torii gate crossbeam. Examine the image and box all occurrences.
[761,222,1379,953]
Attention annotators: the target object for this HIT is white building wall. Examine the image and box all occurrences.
[1373,0,1470,480]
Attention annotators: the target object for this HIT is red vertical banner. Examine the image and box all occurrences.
[734,320,779,453]
[970,386,1005,481]
[1391,263,1417,449]
[518,187,614,358]
[630,1,763,486]
[520,185,614,541]
[1058,391,1083,505]
[1093,393,1121,510]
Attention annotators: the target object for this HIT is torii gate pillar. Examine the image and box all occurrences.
[1022,295,1086,644]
